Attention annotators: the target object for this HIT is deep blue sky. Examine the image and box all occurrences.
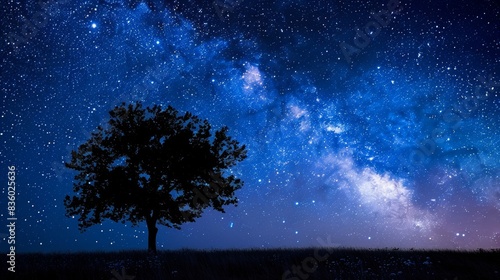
[0,0,499,253]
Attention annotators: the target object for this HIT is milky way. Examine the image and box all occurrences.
[1,0,499,253]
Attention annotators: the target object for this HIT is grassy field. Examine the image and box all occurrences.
[3,248,500,279]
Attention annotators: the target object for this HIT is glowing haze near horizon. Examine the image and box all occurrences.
[1,0,499,253]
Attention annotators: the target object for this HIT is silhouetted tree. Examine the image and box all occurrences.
[64,102,247,253]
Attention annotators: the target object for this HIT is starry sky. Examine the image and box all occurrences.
[1,0,499,253]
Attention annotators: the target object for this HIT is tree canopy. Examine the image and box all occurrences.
[64,102,247,252]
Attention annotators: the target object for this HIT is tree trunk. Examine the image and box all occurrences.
[146,216,158,254]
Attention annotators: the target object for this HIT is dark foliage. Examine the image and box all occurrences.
[64,102,247,252]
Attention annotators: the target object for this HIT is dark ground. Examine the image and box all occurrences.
[3,248,500,279]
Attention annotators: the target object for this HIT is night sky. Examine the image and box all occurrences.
[1,0,499,253]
